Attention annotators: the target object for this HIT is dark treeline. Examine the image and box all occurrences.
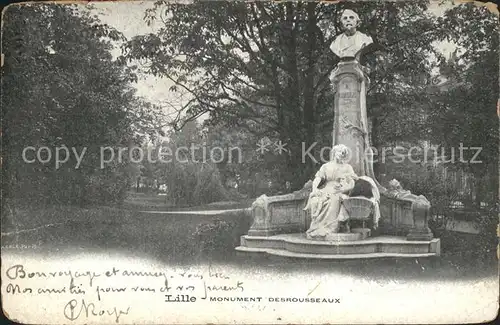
[2,1,498,210]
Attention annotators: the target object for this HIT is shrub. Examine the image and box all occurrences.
[192,218,234,254]
[192,166,232,205]
[191,211,253,256]
[166,163,239,206]
[398,172,461,211]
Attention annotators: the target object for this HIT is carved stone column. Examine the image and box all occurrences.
[331,60,369,176]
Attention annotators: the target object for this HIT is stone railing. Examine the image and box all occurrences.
[247,187,311,237]
[378,194,414,236]
[379,190,434,241]
[247,184,433,241]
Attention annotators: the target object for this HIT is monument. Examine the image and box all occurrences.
[236,9,439,258]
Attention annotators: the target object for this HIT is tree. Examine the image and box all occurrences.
[426,3,499,208]
[156,121,237,205]
[2,4,162,206]
[123,0,443,190]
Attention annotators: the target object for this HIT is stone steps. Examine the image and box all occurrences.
[236,233,440,259]
[235,246,438,259]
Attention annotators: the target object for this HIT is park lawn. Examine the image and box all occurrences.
[121,192,174,210]
[3,204,132,230]
[122,191,255,211]
[2,202,253,264]
[2,198,496,280]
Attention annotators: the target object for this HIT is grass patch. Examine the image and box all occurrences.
[2,198,496,281]
[121,192,174,210]
[2,203,133,231]
[2,203,253,264]
[123,191,255,211]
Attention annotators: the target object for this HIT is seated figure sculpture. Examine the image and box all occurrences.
[303,144,358,240]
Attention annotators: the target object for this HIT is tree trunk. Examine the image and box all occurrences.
[303,2,318,183]
[283,3,305,190]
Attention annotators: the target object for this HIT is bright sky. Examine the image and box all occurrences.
[89,0,462,123]
[91,1,178,110]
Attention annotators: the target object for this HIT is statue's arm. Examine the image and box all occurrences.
[311,165,326,193]
[348,165,359,181]
[312,177,322,192]
[338,165,357,193]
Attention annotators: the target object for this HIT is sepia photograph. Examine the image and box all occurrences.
[1,0,499,323]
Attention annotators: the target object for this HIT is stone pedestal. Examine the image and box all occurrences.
[331,60,369,176]
[406,200,434,241]
[236,234,441,258]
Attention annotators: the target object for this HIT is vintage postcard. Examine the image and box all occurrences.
[1,0,498,323]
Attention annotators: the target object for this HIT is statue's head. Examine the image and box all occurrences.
[331,144,350,163]
[340,9,360,34]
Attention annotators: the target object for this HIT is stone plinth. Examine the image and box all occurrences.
[236,233,440,259]
[307,232,363,242]
[406,199,433,241]
[306,228,370,241]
